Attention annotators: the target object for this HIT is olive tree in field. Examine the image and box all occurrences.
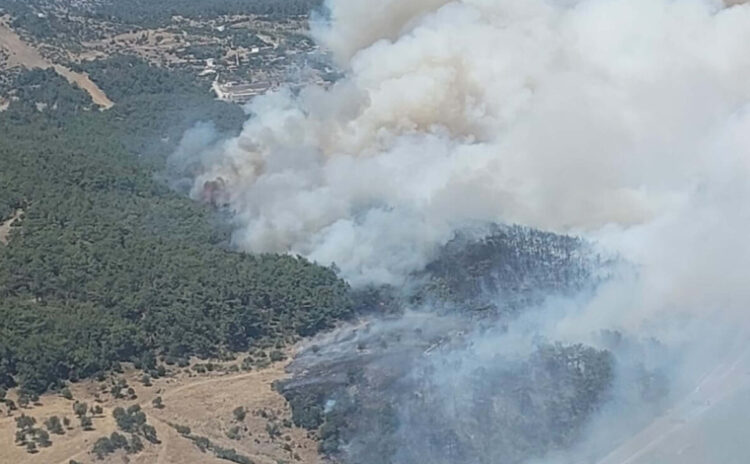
[233,406,246,422]
[44,415,65,435]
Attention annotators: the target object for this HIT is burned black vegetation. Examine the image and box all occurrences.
[279,227,616,464]
[415,225,601,314]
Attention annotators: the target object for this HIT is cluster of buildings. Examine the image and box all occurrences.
[211,78,276,103]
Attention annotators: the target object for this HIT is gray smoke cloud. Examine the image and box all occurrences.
[174,0,750,288]
[172,0,750,462]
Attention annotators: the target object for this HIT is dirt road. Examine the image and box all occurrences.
[0,20,114,109]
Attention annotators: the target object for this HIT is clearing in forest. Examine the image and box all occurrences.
[0,209,22,245]
[0,19,114,109]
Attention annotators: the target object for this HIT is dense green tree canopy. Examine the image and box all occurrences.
[0,60,352,393]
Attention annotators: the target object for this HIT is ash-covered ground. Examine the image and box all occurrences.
[277,226,663,464]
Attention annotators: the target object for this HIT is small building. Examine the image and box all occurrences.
[212,79,275,103]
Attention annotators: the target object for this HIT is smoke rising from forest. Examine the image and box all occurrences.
[172,0,750,462]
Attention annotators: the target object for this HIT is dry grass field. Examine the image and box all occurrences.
[0,357,323,464]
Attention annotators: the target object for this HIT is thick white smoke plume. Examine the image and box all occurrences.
[175,0,750,291]
[174,1,750,461]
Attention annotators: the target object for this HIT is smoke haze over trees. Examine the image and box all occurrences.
[2,0,750,462]
[174,0,750,462]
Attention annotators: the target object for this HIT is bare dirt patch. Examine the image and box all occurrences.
[0,18,113,109]
[0,209,22,245]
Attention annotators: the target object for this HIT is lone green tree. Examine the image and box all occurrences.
[233,406,246,422]
[36,428,52,447]
[61,387,73,400]
[45,416,65,434]
[15,414,36,431]
[73,401,88,418]
[92,436,115,459]
[141,423,159,444]
[127,435,144,454]
[80,415,94,431]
